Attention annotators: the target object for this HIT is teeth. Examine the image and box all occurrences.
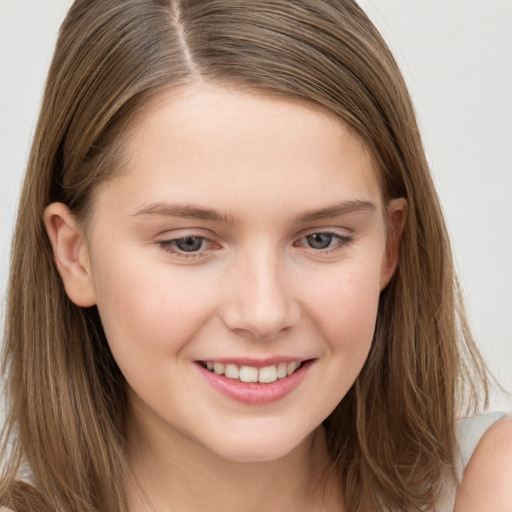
[287,361,299,374]
[277,362,287,379]
[258,365,278,383]
[213,362,225,375]
[239,365,258,383]
[224,364,240,379]
[204,360,303,383]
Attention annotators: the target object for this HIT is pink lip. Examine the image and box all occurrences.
[197,360,312,405]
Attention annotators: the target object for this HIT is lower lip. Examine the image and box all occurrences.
[197,361,312,405]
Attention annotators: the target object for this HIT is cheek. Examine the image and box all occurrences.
[300,256,382,368]
[293,261,382,426]
[89,247,215,365]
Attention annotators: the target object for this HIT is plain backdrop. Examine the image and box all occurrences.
[1,0,511,411]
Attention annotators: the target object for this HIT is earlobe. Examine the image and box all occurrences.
[380,197,407,290]
[44,202,97,307]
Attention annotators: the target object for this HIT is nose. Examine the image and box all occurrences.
[221,249,300,339]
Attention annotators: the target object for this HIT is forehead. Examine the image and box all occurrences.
[93,83,383,219]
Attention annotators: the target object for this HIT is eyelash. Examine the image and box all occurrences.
[157,236,214,260]
[157,231,353,259]
[294,231,353,254]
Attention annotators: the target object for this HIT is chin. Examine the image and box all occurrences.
[205,426,318,464]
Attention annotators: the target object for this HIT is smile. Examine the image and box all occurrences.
[197,359,312,405]
[201,361,302,384]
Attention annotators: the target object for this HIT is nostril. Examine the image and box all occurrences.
[221,303,300,340]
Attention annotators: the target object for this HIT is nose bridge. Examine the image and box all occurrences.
[222,245,299,338]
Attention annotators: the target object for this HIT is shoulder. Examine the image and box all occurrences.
[454,414,512,511]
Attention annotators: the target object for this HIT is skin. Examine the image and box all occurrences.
[44,83,511,511]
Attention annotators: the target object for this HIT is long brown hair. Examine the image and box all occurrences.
[1,1,489,511]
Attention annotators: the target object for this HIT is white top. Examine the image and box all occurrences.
[435,411,508,511]
[457,411,507,470]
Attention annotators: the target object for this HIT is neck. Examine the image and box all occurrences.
[125,412,343,512]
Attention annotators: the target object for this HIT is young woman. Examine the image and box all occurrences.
[1,1,511,511]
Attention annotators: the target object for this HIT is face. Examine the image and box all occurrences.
[48,84,404,464]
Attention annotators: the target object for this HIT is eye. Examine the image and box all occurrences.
[158,235,214,256]
[305,233,336,250]
[174,236,207,252]
[295,231,352,253]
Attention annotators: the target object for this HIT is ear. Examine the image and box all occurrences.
[380,197,407,290]
[44,202,97,307]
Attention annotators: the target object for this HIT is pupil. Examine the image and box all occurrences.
[176,236,203,252]
[307,233,332,249]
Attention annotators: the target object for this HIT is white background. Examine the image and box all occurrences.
[1,1,511,410]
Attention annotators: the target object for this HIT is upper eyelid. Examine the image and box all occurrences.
[295,227,353,241]
[295,232,352,244]
[156,229,351,242]
[155,226,217,238]
[298,224,353,234]
[155,228,353,247]
[159,235,214,248]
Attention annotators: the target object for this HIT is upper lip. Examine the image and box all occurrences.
[197,357,312,368]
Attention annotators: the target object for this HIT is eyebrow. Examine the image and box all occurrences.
[294,199,376,222]
[133,202,234,224]
[133,199,376,224]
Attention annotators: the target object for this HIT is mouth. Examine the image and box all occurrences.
[199,360,304,384]
[196,358,315,405]
[197,358,312,405]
